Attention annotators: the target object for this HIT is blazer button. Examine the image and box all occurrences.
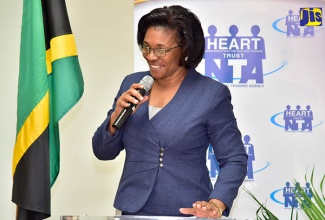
[160,148,164,152]
[160,163,164,167]
[159,158,163,162]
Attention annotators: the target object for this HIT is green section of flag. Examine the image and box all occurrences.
[16,0,47,133]
[49,56,84,185]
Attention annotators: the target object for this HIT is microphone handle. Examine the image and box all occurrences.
[112,88,146,130]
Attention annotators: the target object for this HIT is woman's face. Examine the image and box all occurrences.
[142,26,185,81]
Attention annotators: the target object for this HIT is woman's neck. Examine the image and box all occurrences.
[153,68,188,90]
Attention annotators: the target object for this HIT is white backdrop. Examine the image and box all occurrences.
[134,0,325,219]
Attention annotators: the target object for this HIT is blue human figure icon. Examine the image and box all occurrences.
[284,105,291,130]
[219,25,240,83]
[243,135,255,179]
[284,105,298,131]
[283,182,294,207]
[293,182,301,207]
[301,182,313,208]
[240,25,265,84]
[295,105,303,130]
[286,10,300,36]
[207,144,219,178]
[296,105,301,112]
[302,105,313,131]
[204,25,225,81]
[305,183,312,199]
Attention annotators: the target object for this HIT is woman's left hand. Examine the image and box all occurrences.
[179,200,224,219]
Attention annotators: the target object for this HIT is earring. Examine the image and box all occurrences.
[185,56,188,61]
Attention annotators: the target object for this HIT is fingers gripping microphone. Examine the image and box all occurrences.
[112,75,154,130]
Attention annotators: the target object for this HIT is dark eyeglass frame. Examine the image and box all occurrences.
[139,44,181,57]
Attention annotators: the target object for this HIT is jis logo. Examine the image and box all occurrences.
[202,24,285,87]
[270,182,313,209]
[270,105,323,132]
[300,8,322,27]
[272,8,324,37]
[207,135,270,183]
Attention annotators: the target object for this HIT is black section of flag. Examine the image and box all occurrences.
[12,127,51,219]
[42,0,72,50]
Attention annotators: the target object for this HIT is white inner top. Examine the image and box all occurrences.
[149,105,162,120]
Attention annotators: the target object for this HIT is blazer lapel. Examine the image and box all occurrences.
[149,68,198,126]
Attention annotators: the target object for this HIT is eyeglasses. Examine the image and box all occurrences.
[139,44,180,57]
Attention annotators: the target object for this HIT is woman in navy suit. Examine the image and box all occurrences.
[92,5,247,218]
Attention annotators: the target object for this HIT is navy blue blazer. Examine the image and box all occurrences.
[92,68,247,216]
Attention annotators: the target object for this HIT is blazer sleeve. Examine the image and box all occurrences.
[92,72,149,160]
[92,109,125,160]
[207,84,248,216]
[92,78,128,160]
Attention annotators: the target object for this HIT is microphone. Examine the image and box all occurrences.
[112,75,154,130]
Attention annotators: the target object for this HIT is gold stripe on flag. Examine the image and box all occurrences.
[12,92,49,175]
[46,34,78,74]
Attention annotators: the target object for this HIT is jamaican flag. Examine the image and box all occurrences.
[12,0,84,219]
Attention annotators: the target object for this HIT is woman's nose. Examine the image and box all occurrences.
[144,50,159,61]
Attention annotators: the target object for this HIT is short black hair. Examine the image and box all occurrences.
[137,5,205,68]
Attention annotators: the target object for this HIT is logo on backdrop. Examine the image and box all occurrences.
[203,24,266,87]
[207,144,220,180]
[244,135,255,180]
[273,7,323,37]
[270,182,312,209]
[270,105,323,132]
[300,8,322,27]
[207,135,270,182]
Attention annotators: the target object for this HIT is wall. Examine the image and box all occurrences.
[0,0,133,219]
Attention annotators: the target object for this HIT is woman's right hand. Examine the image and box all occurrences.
[108,83,149,135]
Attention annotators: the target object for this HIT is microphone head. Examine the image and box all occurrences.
[140,75,154,92]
